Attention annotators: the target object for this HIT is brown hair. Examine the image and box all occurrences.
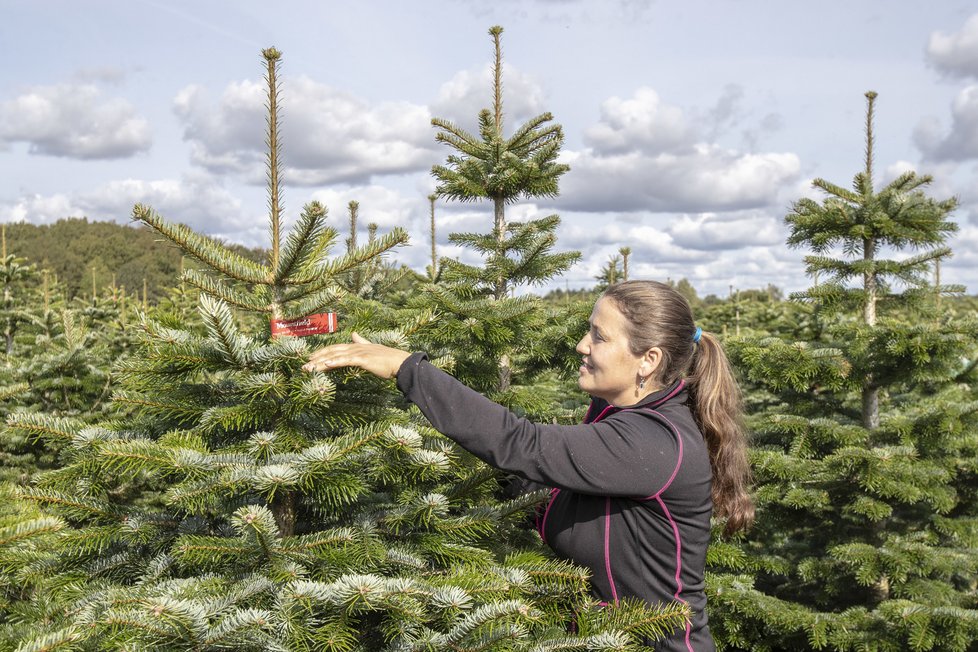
[602,280,754,536]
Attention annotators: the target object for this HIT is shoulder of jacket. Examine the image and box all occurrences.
[602,405,678,429]
[614,403,698,435]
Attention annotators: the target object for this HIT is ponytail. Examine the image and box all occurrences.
[688,331,754,536]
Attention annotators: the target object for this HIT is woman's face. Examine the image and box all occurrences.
[576,297,657,406]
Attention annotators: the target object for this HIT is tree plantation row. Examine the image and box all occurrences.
[0,33,976,652]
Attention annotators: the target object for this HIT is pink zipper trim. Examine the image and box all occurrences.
[656,494,694,652]
[537,488,560,543]
[602,397,695,650]
[649,379,685,408]
[647,408,695,651]
[583,400,596,423]
[637,410,685,501]
[589,403,616,424]
[591,381,686,608]
[586,382,690,633]
[604,495,619,604]
[589,379,685,424]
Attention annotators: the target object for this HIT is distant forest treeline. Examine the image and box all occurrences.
[2,218,267,302]
[4,218,976,307]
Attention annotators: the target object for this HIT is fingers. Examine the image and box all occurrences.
[301,334,409,380]
[302,343,349,372]
[302,339,377,374]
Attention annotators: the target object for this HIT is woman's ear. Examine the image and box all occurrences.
[638,347,662,378]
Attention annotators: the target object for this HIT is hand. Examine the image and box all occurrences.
[303,332,411,380]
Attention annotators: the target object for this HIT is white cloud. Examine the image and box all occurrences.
[1,193,79,224]
[883,160,918,180]
[584,87,695,154]
[553,86,801,212]
[174,76,439,186]
[89,176,251,234]
[557,145,800,212]
[953,167,978,220]
[1,174,254,239]
[926,13,978,79]
[666,211,786,250]
[914,85,978,161]
[559,216,711,265]
[548,195,805,295]
[0,83,151,159]
[431,202,539,235]
[946,223,978,270]
[553,230,809,297]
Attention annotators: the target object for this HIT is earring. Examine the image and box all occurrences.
[639,377,646,389]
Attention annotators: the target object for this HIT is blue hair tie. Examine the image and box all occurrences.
[692,326,702,343]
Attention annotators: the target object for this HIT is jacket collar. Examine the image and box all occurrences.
[584,379,687,423]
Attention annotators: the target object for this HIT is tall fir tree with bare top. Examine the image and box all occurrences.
[426,25,580,407]
[708,92,978,652]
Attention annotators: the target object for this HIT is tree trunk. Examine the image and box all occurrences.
[870,574,890,605]
[498,354,512,394]
[862,385,879,431]
[269,287,295,536]
[863,237,877,327]
[272,492,295,537]
[493,196,511,393]
[4,284,12,355]
[264,49,294,538]
[862,235,878,431]
[429,194,438,279]
[493,197,506,300]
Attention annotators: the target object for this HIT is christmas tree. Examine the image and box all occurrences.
[425,25,581,412]
[0,237,123,483]
[1,227,38,358]
[709,92,978,651]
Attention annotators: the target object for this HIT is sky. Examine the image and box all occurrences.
[2,0,978,298]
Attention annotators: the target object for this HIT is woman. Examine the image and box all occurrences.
[304,280,753,652]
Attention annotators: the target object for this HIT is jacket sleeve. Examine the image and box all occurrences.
[396,353,681,498]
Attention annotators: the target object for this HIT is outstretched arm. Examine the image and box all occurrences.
[305,339,688,497]
[303,332,410,379]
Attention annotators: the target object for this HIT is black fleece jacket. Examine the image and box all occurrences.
[396,353,715,652]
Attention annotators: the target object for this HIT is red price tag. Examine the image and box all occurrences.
[271,312,338,337]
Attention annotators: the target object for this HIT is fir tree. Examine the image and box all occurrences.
[1,47,688,651]
[788,91,960,431]
[150,259,205,328]
[338,200,410,300]
[709,92,978,651]
[594,254,623,291]
[427,25,579,401]
[0,227,38,358]
[619,247,631,283]
[0,254,122,483]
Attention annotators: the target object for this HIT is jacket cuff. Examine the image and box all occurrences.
[395,351,428,395]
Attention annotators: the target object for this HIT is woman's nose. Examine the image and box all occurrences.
[575,336,589,355]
